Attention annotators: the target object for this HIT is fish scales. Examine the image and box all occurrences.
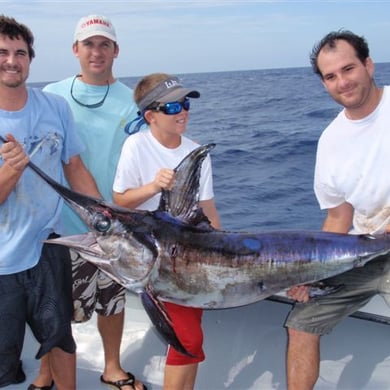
[150,227,390,308]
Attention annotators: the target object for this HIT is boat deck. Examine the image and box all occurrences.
[17,293,390,389]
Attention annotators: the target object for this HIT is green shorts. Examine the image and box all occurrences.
[285,255,390,335]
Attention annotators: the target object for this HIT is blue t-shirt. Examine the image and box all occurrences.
[43,77,137,234]
[0,88,84,274]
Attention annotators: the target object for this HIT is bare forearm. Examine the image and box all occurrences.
[0,164,24,203]
[63,157,101,198]
[113,182,160,209]
[322,202,353,233]
[199,199,221,229]
[68,170,100,197]
[0,134,29,203]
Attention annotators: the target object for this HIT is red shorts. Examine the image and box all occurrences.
[164,302,205,365]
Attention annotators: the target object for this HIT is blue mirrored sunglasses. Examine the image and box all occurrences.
[152,98,191,115]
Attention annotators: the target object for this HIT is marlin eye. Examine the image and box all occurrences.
[93,213,111,232]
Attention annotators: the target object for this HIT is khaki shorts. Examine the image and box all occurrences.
[71,250,126,323]
[285,255,390,335]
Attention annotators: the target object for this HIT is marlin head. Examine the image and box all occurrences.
[23,152,159,289]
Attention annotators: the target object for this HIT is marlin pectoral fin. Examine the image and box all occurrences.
[140,290,195,357]
[308,282,345,298]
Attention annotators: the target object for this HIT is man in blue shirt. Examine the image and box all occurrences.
[0,15,100,390]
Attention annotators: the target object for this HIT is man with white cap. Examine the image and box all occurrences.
[30,14,146,390]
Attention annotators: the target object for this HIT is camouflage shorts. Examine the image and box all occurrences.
[71,250,126,322]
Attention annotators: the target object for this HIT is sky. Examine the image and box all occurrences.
[1,0,390,83]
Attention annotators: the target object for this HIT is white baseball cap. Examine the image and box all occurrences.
[73,15,116,43]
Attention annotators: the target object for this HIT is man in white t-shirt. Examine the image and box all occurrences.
[285,30,390,390]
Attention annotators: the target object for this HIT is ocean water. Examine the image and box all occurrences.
[33,63,390,232]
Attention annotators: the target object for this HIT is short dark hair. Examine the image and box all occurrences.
[0,14,35,59]
[310,29,369,78]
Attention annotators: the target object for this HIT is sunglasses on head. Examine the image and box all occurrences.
[150,97,191,115]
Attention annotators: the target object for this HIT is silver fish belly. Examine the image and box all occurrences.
[150,227,390,308]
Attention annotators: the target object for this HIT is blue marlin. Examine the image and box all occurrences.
[13,139,390,356]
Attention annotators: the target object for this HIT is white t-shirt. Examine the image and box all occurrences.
[113,130,215,211]
[314,85,390,234]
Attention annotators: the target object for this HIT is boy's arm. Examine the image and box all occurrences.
[199,198,221,229]
[113,168,175,209]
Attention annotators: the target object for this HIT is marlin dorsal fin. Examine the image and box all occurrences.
[158,143,216,225]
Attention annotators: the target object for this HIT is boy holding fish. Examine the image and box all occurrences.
[113,73,221,389]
